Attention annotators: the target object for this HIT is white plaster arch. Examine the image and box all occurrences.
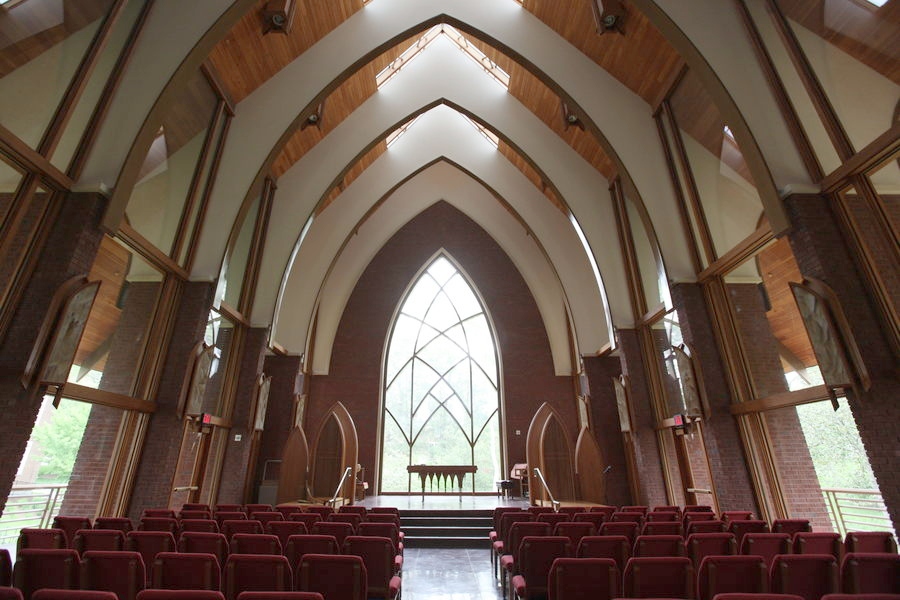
[273,105,612,375]
[195,0,692,288]
[254,38,634,346]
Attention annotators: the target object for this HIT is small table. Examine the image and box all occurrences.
[407,465,478,500]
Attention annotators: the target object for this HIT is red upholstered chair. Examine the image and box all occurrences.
[511,536,572,600]
[79,551,145,600]
[53,517,93,548]
[250,512,284,527]
[500,522,553,593]
[180,510,213,521]
[222,520,264,539]
[342,536,401,600]
[599,521,639,545]
[17,528,67,552]
[268,522,309,549]
[822,596,900,600]
[771,520,811,537]
[338,506,368,519]
[327,513,361,532]
[688,520,727,536]
[0,588,22,600]
[310,522,354,549]
[633,534,686,558]
[547,557,620,600]
[126,531,177,583]
[845,532,898,554]
[73,529,126,554]
[296,554,366,600]
[368,507,399,516]
[841,553,900,593]
[366,514,401,528]
[610,512,644,524]
[300,506,333,520]
[697,555,768,600]
[741,533,791,569]
[729,520,770,549]
[641,521,684,536]
[492,507,524,548]
[137,591,223,600]
[713,595,805,600]
[151,551,221,590]
[684,512,718,529]
[537,513,571,528]
[576,535,631,572]
[13,549,80,600]
[557,507,588,517]
[283,535,340,571]
[288,514,322,531]
[646,511,680,522]
[142,510,176,519]
[215,512,249,527]
[32,591,118,600]
[182,504,211,512]
[622,506,649,515]
[275,506,303,519]
[589,506,617,520]
[770,554,840,600]
[622,556,694,598]
[178,532,230,567]
[685,505,714,512]
[652,505,681,514]
[493,512,533,575]
[721,512,754,524]
[572,512,606,529]
[230,534,282,555]
[222,554,292,600]
[238,594,323,600]
[686,533,738,568]
[216,505,244,513]
[93,518,134,534]
[181,519,220,534]
[244,505,272,515]
[138,518,178,535]
[0,549,10,587]
[527,507,549,515]
[793,532,841,560]
[553,522,596,548]
[357,522,403,567]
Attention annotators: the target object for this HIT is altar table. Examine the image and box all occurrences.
[407,464,478,499]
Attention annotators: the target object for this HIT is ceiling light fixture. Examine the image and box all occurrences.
[590,0,626,35]
[262,0,296,34]
[560,101,584,131]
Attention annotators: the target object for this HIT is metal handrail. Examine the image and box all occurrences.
[822,487,891,536]
[327,466,354,508]
[532,467,560,513]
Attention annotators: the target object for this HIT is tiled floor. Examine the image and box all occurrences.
[402,547,504,600]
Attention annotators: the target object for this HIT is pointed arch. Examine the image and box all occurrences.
[378,251,504,493]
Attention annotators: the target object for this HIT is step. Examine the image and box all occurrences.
[398,508,493,549]
[402,535,489,549]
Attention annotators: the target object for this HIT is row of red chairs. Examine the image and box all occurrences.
[7,539,398,600]
[505,535,898,600]
[1,590,325,600]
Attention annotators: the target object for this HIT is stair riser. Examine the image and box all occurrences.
[403,526,489,537]
[402,517,491,527]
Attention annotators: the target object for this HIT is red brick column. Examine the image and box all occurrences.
[217,327,268,504]
[582,355,631,506]
[0,192,106,515]
[127,282,213,518]
[616,329,667,506]
[671,283,758,514]
[785,193,900,534]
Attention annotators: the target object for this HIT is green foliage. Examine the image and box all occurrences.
[30,400,90,483]
[796,399,877,491]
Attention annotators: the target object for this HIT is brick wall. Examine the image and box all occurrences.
[217,327,268,504]
[127,282,213,518]
[0,192,106,515]
[672,283,758,513]
[306,201,575,493]
[785,193,900,534]
[255,355,304,487]
[616,329,667,506]
[59,404,122,517]
[583,356,631,506]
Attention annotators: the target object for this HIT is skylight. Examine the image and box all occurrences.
[463,116,500,148]
[385,116,421,148]
[864,0,888,6]
[376,24,510,89]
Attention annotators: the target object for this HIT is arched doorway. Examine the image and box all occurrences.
[379,253,503,493]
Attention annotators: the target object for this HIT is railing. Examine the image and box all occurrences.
[822,487,892,536]
[532,468,560,513]
[327,467,354,508]
[0,483,67,544]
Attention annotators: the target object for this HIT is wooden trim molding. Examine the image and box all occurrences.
[821,124,900,193]
[0,126,74,191]
[60,381,157,413]
[730,384,831,415]
[697,224,773,282]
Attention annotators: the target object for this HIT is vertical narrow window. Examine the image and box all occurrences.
[380,255,502,493]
